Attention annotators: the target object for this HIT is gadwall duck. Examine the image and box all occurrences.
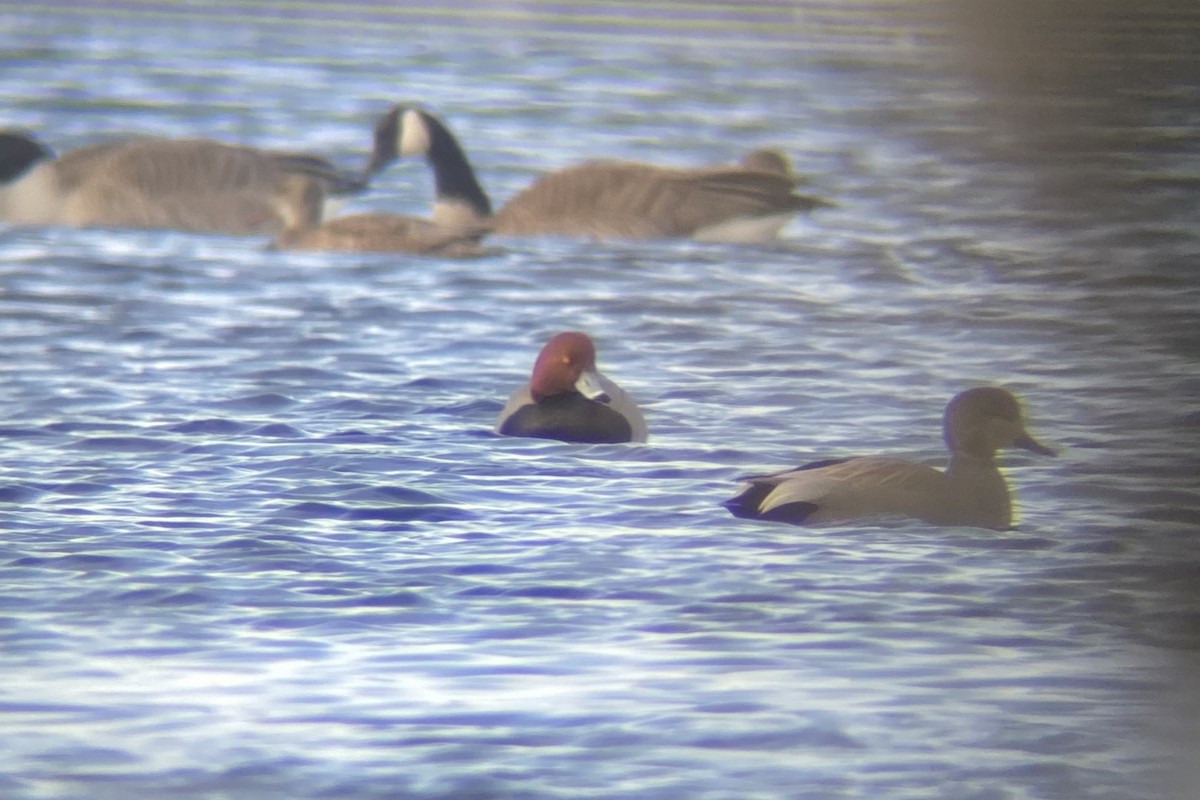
[723,387,1055,530]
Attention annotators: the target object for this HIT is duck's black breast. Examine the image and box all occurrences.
[498,393,633,444]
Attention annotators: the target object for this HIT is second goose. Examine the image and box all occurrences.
[366,105,830,244]
[274,104,491,256]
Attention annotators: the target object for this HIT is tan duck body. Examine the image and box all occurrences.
[724,387,1055,530]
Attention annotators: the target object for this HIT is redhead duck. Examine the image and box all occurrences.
[496,332,647,444]
[365,105,830,244]
[723,387,1055,530]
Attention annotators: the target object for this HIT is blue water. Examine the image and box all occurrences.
[2,4,1199,799]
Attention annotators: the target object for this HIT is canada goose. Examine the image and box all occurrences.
[367,105,830,244]
[739,148,795,179]
[275,212,490,257]
[273,105,493,255]
[0,130,367,235]
[496,331,647,444]
[722,387,1055,530]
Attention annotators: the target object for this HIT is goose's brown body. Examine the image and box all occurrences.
[1,131,367,235]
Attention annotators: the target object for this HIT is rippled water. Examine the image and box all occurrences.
[2,4,1199,799]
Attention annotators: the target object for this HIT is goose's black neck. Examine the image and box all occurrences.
[0,132,52,183]
[420,112,493,218]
